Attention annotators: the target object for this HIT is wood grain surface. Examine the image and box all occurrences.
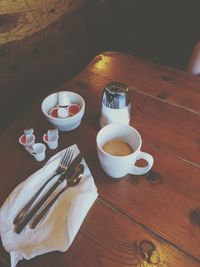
[0,51,200,266]
[0,0,83,44]
[12,201,198,267]
[0,0,88,131]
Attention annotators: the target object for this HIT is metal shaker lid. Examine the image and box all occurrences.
[102,82,131,109]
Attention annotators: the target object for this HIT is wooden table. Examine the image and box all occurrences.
[1,51,200,266]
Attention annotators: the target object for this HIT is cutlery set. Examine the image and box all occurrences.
[13,148,83,234]
[29,164,84,229]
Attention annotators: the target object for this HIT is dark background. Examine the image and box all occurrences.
[86,0,200,70]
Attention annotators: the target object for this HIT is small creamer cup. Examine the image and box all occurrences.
[28,143,46,161]
[43,136,58,149]
[96,123,154,178]
[19,134,35,148]
[43,129,59,149]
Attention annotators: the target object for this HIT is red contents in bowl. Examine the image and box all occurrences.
[49,104,80,118]
[68,104,80,116]
[50,108,59,118]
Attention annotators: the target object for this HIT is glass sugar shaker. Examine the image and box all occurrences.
[100,81,131,128]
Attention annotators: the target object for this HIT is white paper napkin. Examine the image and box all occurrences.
[0,144,98,267]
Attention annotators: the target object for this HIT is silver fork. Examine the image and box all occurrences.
[13,148,74,224]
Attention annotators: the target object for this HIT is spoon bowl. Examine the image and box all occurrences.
[68,164,84,186]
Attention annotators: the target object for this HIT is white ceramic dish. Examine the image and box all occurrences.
[41,91,85,131]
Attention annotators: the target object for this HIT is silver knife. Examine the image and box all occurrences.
[14,152,83,234]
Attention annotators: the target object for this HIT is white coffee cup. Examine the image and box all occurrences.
[96,123,154,178]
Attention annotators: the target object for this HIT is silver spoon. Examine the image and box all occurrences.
[29,164,84,229]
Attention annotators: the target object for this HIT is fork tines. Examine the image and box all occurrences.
[60,148,74,170]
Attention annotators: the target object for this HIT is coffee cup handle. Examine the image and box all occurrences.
[129,151,154,175]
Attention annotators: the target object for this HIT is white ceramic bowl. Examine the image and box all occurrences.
[41,91,85,131]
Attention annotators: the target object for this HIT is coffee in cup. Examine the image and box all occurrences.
[102,139,134,156]
[96,123,154,178]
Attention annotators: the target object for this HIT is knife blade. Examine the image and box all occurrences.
[14,152,83,234]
